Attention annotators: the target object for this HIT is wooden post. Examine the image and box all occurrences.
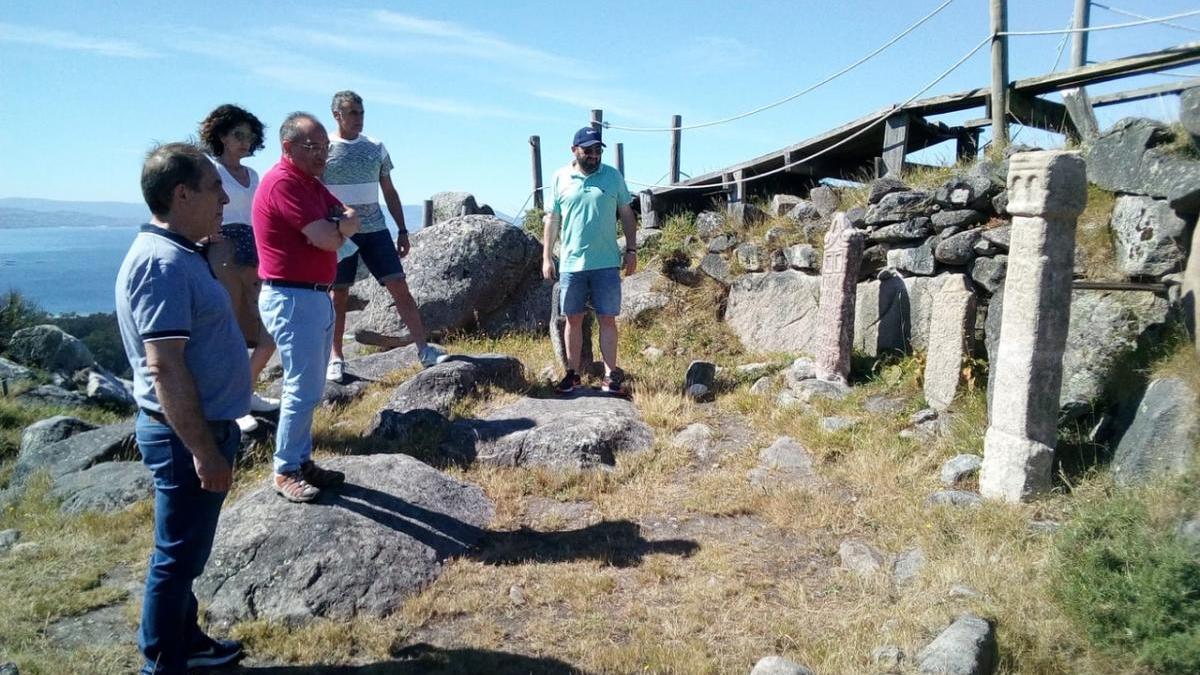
[669,115,682,184]
[529,135,543,211]
[590,109,603,131]
[957,129,980,162]
[881,112,910,177]
[990,0,1009,148]
[1071,0,1090,69]
[616,142,625,176]
[423,199,433,230]
[873,157,886,179]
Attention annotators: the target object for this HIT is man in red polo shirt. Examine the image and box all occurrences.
[253,111,361,503]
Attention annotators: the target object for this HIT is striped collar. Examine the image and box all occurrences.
[139,223,202,253]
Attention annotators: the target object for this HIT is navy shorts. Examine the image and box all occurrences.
[334,229,406,288]
[218,223,258,267]
[559,267,622,317]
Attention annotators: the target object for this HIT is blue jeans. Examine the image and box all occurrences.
[258,284,334,474]
[136,412,239,674]
[559,267,622,316]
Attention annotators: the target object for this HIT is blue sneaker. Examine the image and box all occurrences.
[186,636,243,668]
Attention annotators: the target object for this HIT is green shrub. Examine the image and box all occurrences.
[49,312,129,378]
[521,207,546,241]
[0,290,47,353]
[1054,479,1200,674]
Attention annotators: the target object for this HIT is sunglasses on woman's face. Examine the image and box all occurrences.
[231,130,255,143]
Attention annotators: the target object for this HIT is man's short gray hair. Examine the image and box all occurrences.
[279,111,321,144]
[331,90,363,112]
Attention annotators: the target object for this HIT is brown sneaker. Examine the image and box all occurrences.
[301,460,345,489]
[273,472,319,503]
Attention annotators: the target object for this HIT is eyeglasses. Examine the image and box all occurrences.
[230,129,255,143]
[297,141,331,154]
[579,147,603,156]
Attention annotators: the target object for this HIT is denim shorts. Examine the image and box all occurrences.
[559,267,622,316]
[334,229,405,288]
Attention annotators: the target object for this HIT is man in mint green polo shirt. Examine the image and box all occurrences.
[542,126,638,395]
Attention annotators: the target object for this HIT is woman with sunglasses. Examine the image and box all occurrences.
[198,104,278,433]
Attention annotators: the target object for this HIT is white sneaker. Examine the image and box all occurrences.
[326,358,345,382]
[417,344,447,368]
[235,414,259,433]
[250,392,280,412]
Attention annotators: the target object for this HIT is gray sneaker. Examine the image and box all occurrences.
[418,344,447,368]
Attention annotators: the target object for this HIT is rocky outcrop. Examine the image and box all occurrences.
[452,393,652,469]
[374,355,525,419]
[1085,118,1200,214]
[7,325,95,376]
[51,461,152,514]
[197,454,494,628]
[354,216,541,347]
[1112,377,1199,487]
[619,271,670,323]
[430,191,479,223]
[726,271,822,354]
[20,416,97,454]
[1109,195,1188,277]
[12,420,136,487]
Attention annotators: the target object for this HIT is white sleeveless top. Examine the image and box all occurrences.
[210,157,259,226]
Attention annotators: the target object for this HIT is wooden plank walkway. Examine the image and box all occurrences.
[646,41,1200,214]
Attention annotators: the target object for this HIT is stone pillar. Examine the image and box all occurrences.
[923,274,977,411]
[814,213,864,383]
[549,281,594,375]
[1181,221,1200,356]
[980,151,1087,502]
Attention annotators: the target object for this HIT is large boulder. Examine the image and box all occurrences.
[1085,118,1200,214]
[986,287,1170,415]
[454,393,652,469]
[12,420,137,488]
[1112,377,1199,487]
[16,384,86,407]
[619,271,670,323]
[1109,195,1188,277]
[1181,87,1200,149]
[7,325,94,376]
[84,368,136,412]
[354,216,541,347]
[430,191,478,223]
[0,357,33,386]
[197,454,494,628]
[477,275,553,335]
[342,345,422,383]
[887,238,937,276]
[854,273,967,356]
[51,461,152,514]
[726,271,822,354]
[20,416,97,454]
[372,355,525,419]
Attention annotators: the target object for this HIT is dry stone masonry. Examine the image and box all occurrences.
[981,151,1087,502]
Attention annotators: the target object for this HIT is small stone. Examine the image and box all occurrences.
[949,584,983,599]
[0,529,20,553]
[872,645,906,669]
[770,249,789,271]
[764,226,791,246]
[893,547,926,587]
[927,490,983,508]
[1028,520,1062,535]
[508,585,526,605]
[749,376,773,396]
[686,383,711,401]
[916,613,997,675]
[910,409,939,425]
[750,655,814,675]
[672,423,714,451]
[708,234,736,253]
[641,346,664,362]
[1177,516,1200,547]
[785,357,817,384]
[940,454,983,487]
[863,396,905,414]
[968,255,1006,294]
[696,211,724,238]
[786,244,818,271]
[886,238,936,276]
[839,538,886,576]
[736,243,767,272]
[685,361,717,393]
[930,209,987,231]
[820,416,860,433]
[735,362,773,376]
[793,377,850,402]
[0,662,17,675]
[810,186,840,218]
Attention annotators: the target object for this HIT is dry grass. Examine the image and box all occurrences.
[1,262,1187,673]
[1075,185,1122,281]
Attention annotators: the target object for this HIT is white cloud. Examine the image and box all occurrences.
[0,22,158,58]
[671,36,765,71]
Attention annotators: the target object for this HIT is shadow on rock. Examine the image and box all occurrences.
[231,642,593,674]
[326,483,698,568]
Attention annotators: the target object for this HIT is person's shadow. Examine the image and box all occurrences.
[325,482,700,567]
[229,643,594,674]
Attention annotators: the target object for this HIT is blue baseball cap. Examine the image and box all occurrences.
[572,127,605,148]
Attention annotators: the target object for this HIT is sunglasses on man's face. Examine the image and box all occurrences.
[579,147,603,156]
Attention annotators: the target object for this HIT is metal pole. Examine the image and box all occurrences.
[615,142,625,176]
[529,135,543,211]
[590,109,603,131]
[1071,0,1090,69]
[669,115,681,184]
[990,0,1010,148]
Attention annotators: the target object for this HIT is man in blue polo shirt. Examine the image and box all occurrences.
[542,126,638,394]
[116,142,250,673]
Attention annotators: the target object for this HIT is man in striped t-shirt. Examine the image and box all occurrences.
[322,90,444,379]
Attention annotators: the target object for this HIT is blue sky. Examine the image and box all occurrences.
[1,0,1197,217]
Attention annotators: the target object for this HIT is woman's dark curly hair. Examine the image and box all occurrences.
[198,104,267,158]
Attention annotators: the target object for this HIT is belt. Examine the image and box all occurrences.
[140,408,234,429]
[263,279,333,292]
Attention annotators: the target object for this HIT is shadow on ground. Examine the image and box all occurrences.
[230,643,593,674]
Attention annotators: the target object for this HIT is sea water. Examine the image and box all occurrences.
[0,226,138,314]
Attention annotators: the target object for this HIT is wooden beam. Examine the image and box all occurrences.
[1061,88,1099,142]
[1008,90,1078,138]
[1091,78,1200,107]
[882,112,910,176]
[1014,41,1200,95]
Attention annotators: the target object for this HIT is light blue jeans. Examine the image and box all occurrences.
[259,285,334,474]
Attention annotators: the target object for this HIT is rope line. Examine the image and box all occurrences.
[1000,9,1200,36]
[1092,2,1200,35]
[602,0,957,133]
[623,34,992,192]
